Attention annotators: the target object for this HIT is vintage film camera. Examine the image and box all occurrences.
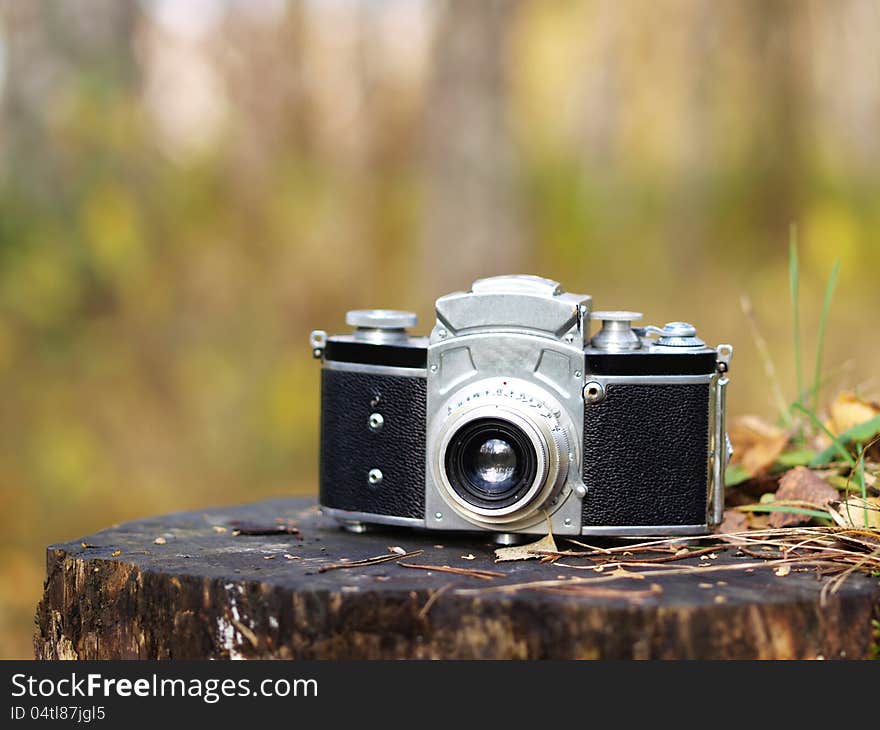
[310,275,732,539]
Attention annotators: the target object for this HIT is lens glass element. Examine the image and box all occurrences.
[444,418,539,510]
[473,438,517,485]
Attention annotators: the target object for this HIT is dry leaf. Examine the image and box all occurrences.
[604,566,645,580]
[826,392,880,436]
[827,497,880,528]
[728,415,789,477]
[111,550,121,557]
[719,510,748,533]
[494,532,558,563]
[153,536,167,545]
[769,466,839,527]
[774,565,791,577]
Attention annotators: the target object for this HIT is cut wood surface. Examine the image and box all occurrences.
[35,498,880,659]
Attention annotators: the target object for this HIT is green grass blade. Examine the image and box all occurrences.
[789,224,803,411]
[811,259,841,413]
[854,444,869,526]
[740,294,793,428]
[724,463,751,487]
[791,403,855,466]
[775,449,817,467]
[735,504,832,520]
[808,412,880,466]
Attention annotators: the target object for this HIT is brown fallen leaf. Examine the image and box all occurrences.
[728,415,789,477]
[494,532,558,563]
[827,496,880,528]
[769,466,839,527]
[718,510,748,533]
[601,566,646,580]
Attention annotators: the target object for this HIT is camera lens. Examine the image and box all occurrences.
[444,418,539,510]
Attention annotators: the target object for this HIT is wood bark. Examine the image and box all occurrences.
[35,498,880,660]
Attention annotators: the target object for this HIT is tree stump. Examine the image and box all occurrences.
[35,497,880,659]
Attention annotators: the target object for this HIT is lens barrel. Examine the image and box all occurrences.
[444,418,539,510]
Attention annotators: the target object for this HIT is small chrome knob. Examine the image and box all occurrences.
[346,309,417,330]
[590,311,643,351]
[592,310,643,323]
[661,321,696,337]
[656,321,705,348]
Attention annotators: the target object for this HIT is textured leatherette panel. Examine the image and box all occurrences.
[320,368,426,519]
[582,383,710,526]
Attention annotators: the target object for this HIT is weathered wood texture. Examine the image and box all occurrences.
[35,498,880,659]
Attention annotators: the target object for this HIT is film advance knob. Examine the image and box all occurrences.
[346,309,418,330]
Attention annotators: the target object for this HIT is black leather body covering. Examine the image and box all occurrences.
[319,368,426,519]
[581,382,710,526]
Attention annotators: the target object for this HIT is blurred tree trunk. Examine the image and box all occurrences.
[420,0,524,296]
[0,0,140,195]
[744,0,809,246]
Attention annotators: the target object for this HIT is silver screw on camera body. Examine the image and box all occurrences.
[367,468,383,487]
[368,413,384,432]
[583,381,605,404]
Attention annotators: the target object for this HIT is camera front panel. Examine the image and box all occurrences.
[424,334,586,535]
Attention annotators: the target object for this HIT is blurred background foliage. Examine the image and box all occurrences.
[1,0,880,658]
